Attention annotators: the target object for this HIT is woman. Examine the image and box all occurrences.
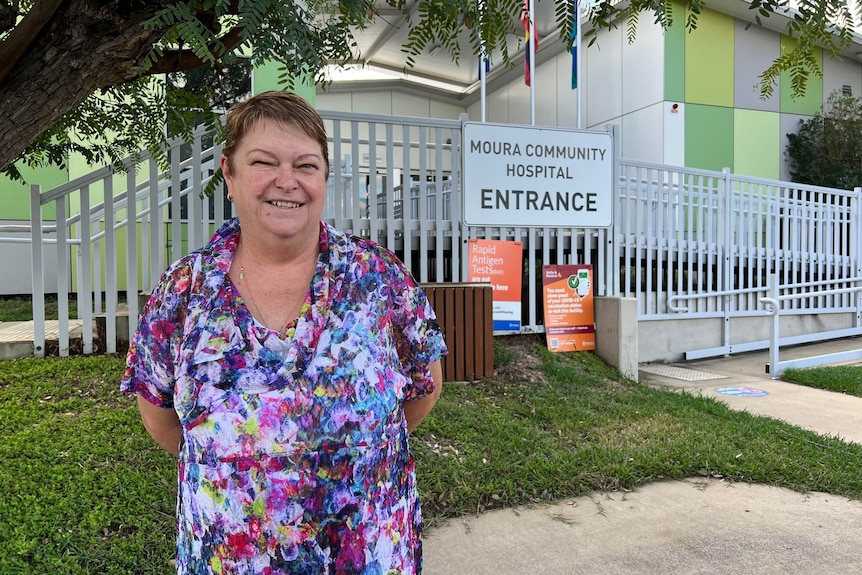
[121,90,447,574]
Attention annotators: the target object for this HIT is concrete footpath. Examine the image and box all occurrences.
[423,339,862,575]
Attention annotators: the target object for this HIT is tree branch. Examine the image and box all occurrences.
[0,0,64,83]
[143,24,245,75]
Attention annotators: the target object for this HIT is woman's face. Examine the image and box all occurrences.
[221,119,327,244]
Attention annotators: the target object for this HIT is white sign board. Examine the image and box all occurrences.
[462,122,613,227]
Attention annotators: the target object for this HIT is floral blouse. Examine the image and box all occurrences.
[121,219,447,575]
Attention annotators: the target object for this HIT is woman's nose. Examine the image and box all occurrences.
[274,166,297,188]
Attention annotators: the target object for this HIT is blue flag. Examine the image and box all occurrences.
[570,1,578,90]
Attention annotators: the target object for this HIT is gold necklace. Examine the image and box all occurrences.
[234,257,300,336]
[233,239,309,336]
[233,245,272,330]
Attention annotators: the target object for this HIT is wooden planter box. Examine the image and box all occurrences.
[422,282,494,382]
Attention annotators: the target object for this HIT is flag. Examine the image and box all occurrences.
[570,1,578,89]
[521,0,538,86]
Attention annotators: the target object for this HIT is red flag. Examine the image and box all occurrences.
[521,0,538,86]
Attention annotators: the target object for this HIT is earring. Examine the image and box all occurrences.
[227,193,234,201]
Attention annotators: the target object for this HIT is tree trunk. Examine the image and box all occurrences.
[0,0,177,172]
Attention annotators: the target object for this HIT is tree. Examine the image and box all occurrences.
[1,0,857,183]
[786,90,862,190]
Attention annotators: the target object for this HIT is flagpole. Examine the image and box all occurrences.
[479,0,487,122]
[576,0,582,129]
[481,56,487,122]
[529,0,536,125]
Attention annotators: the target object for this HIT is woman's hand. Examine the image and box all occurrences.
[403,360,443,433]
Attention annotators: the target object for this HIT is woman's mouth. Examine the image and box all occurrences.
[268,200,301,208]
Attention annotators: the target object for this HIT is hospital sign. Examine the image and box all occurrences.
[462,122,613,228]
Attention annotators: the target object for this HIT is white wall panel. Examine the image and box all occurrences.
[622,103,664,162]
[392,92,431,116]
[487,83,512,123]
[733,21,779,112]
[506,80,532,125]
[351,91,393,113]
[535,57,559,126]
[586,23,623,128]
[430,100,468,119]
[823,55,862,100]
[315,91,352,112]
[663,101,685,167]
[621,18,664,114]
[555,51,579,128]
[465,98,481,121]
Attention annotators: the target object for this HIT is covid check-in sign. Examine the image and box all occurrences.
[462,122,613,227]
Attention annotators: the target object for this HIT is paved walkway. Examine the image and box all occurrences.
[0,319,83,359]
[423,339,862,574]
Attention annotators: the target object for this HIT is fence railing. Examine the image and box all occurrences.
[29,123,225,356]
[615,160,862,356]
[760,274,862,378]
[23,111,862,358]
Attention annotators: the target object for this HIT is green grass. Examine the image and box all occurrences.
[0,294,130,322]
[0,296,79,322]
[782,364,862,397]
[3,335,862,573]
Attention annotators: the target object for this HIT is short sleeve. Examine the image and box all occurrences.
[389,264,448,401]
[120,263,191,407]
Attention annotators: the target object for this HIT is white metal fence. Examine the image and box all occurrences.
[615,162,862,357]
[23,111,862,358]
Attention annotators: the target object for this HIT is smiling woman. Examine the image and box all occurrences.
[120,91,448,575]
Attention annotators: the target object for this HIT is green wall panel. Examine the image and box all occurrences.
[733,109,779,179]
[0,163,68,221]
[685,9,734,107]
[685,104,734,171]
[664,0,686,101]
[253,60,316,103]
[779,36,823,116]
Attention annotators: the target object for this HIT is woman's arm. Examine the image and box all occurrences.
[403,360,443,433]
[136,396,183,457]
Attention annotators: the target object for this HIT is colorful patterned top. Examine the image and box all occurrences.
[121,218,447,575]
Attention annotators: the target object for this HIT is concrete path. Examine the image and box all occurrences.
[0,319,84,359]
[423,339,862,574]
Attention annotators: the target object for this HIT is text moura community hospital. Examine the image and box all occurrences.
[468,140,608,162]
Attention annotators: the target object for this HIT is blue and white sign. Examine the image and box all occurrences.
[714,386,769,397]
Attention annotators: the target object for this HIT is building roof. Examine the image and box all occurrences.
[320,0,862,104]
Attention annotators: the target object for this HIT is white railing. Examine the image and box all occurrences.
[617,160,862,357]
[760,274,862,378]
[23,110,862,358]
[29,123,225,356]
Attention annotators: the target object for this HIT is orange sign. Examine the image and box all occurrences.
[467,239,523,331]
[542,264,595,352]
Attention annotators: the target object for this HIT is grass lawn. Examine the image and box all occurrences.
[3,335,862,574]
[782,364,862,397]
[0,295,78,322]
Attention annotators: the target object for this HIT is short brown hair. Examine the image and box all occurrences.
[223,91,329,177]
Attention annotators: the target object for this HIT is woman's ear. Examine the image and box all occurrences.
[220,155,232,182]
